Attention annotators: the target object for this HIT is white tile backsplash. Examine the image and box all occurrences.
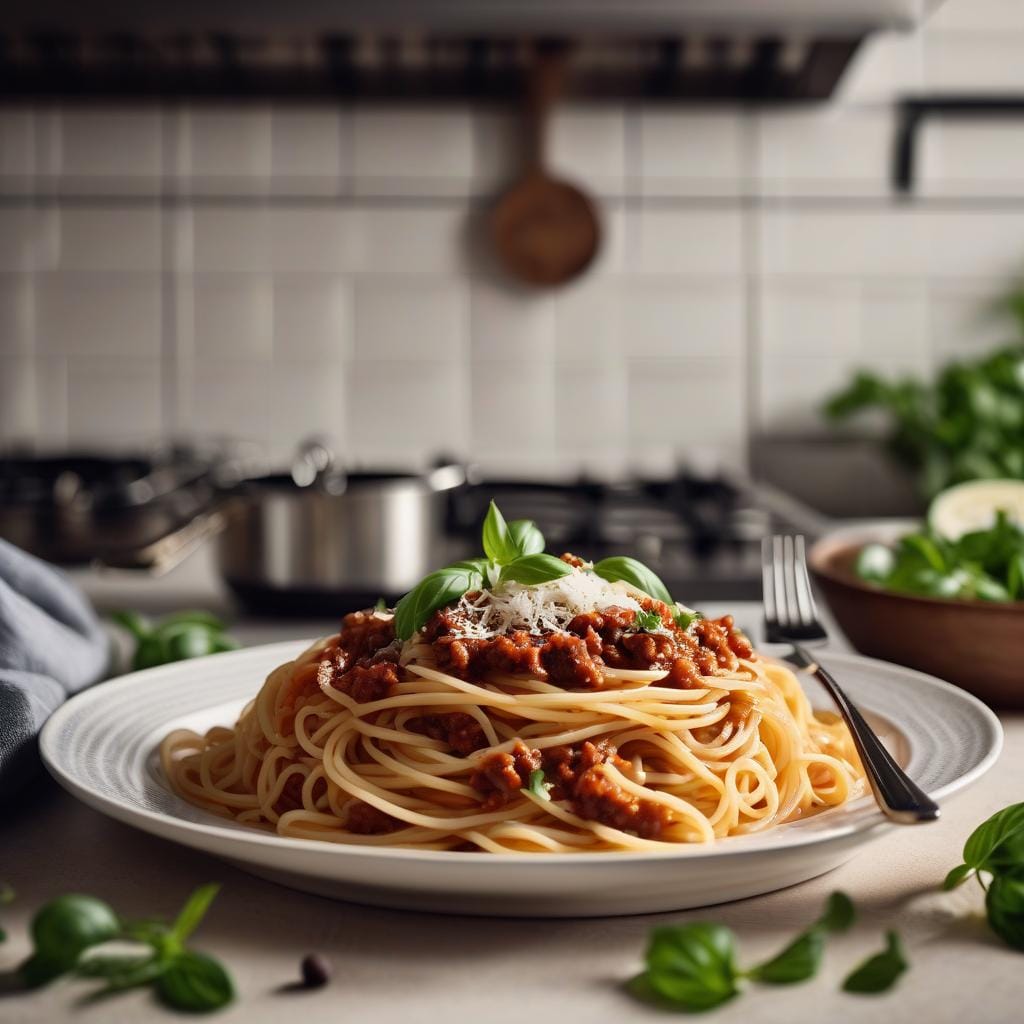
[36,273,161,357]
[272,276,352,362]
[190,275,273,361]
[0,277,34,354]
[637,111,747,196]
[353,278,468,362]
[631,208,744,276]
[618,281,745,359]
[58,108,162,189]
[57,208,161,272]
[4,0,1024,467]
[353,106,474,195]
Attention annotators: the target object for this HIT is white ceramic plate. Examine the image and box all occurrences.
[41,641,1002,918]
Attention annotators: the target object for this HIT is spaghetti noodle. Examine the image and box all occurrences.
[161,561,864,853]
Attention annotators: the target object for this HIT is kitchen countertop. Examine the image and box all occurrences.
[3,551,1022,1024]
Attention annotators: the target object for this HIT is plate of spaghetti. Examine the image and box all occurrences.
[41,504,1001,917]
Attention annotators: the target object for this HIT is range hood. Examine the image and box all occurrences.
[1,1,946,101]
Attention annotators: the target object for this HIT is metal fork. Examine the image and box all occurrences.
[761,535,939,824]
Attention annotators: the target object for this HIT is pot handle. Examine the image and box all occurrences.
[93,505,228,576]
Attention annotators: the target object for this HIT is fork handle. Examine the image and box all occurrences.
[793,645,940,824]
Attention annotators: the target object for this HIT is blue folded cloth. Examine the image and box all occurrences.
[0,539,110,800]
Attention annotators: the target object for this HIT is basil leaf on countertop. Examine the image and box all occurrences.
[985,872,1024,951]
[482,500,520,565]
[636,922,739,1012]
[842,931,907,995]
[394,563,485,640]
[500,554,572,587]
[170,884,220,946]
[508,518,546,557]
[747,892,854,985]
[112,609,238,673]
[946,802,1024,888]
[747,929,825,986]
[156,951,234,1013]
[592,556,673,606]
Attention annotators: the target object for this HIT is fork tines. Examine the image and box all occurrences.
[761,535,828,643]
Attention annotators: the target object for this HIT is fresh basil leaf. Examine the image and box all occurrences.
[374,597,387,612]
[818,891,856,933]
[961,802,1024,876]
[394,564,484,641]
[84,957,168,1001]
[508,519,545,557]
[747,928,824,985]
[986,872,1024,951]
[28,895,120,974]
[170,884,220,946]
[527,770,553,802]
[942,863,974,891]
[747,892,852,985]
[482,500,520,565]
[110,610,151,640]
[899,534,949,573]
[673,605,703,631]
[842,931,907,994]
[500,554,572,586]
[593,557,673,606]
[76,952,161,981]
[640,923,739,1012]
[156,951,234,1013]
[165,628,218,662]
[157,611,228,633]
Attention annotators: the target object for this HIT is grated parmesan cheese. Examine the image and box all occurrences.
[443,565,645,639]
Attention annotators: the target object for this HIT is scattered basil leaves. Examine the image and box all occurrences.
[11,884,233,1014]
[748,892,855,985]
[638,922,739,1012]
[986,873,1024,951]
[592,556,673,606]
[944,801,1024,952]
[842,931,907,994]
[111,610,238,672]
[156,951,234,1014]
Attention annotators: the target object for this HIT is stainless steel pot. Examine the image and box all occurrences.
[216,455,463,613]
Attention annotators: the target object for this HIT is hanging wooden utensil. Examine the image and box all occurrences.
[490,46,601,287]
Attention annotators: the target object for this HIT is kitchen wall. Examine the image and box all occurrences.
[2,0,1024,476]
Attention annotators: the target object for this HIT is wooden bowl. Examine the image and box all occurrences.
[809,524,1024,709]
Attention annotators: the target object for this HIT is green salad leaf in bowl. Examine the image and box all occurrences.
[855,480,1024,602]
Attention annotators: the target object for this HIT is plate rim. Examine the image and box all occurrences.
[40,641,1004,867]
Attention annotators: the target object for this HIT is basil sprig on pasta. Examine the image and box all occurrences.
[394,502,571,639]
[393,500,683,641]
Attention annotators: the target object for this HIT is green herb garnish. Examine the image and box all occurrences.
[111,611,239,672]
[527,770,553,802]
[631,608,664,633]
[842,931,907,994]
[628,892,856,1013]
[392,501,671,640]
[11,884,233,1013]
[592,556,673,606]
[944,801,1024,951]
[672,604,703,631]
[854,510,1024,602]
